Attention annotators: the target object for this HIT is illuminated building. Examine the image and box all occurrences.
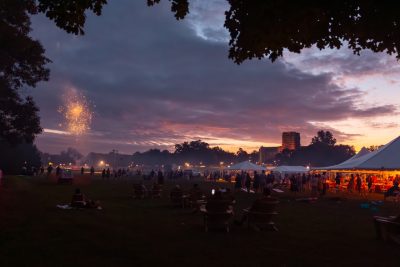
[282,132,301,151]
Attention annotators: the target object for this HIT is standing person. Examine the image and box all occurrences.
[366,175,373,193]
[267,171,276,189]
[348,174,355,193]
[253,171,260,193]
[106,168,111,179]
[259,170,267,191]
[56,165,61,177]
[157,170,164,185]
[101,169,106,179]
[245,172,251,193]
[311,174,318,197]
[356,174,362,194]
[47,165,53,176]
[80,167,84,175]
[301,173,307,192]
[321,173,327,196]
[40,166,45,175]
[90,166,95,176]
[234,172,242,192]
[150,170,155,180]
[335,173,341,193]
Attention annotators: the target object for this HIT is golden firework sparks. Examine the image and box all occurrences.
[59,90,93,135]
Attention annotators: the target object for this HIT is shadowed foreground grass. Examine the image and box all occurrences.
[0,175,399,267]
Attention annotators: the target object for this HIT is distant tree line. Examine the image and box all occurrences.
[40,148,83,166]
[132,140,259,166]
[0,130,357,174]
[0,139,41,174]
[275,130,356,167]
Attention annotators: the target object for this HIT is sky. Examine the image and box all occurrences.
[27,0,400,155]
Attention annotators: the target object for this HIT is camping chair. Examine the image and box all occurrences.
[374,216,400,244]
[133,184,146,199]
[151,184,163,199]
[186,191,206,210]
[243,200,279,231]
[170,189,184,208]
[201,200,233,232]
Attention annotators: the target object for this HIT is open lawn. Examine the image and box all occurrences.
[0,175,399,267]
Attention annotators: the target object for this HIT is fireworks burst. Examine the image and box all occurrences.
[59,90,93,135]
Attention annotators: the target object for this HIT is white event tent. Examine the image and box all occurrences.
[317,136,400,171]
[226,161,266,171]
[272,165,309,174]
[316,146,371,170]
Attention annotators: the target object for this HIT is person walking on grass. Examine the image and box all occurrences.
[311,174,318,197]
[253,171,260,193]
[356,174,362,194]
[366,175,373,193]
[259,170,267,191]
[235,172,242,192]
[245,172,252,193]
[348,174,355,193]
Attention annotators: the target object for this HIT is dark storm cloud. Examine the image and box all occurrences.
[29,0,396,154]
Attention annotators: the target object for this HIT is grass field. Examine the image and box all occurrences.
[0,175,399,267]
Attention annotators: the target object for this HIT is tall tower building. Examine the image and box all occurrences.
[282,132,301,151]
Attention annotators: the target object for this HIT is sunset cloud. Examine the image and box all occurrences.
[30,0,399,154]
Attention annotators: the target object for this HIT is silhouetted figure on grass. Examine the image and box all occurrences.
[245,172,251,193]
[356,174,362,194]
[47,165,53,176]
[55,166,61,177]
[253,171,260,193]
[157,170,164,185]
[384,181,400,201]
[234,172,242,192]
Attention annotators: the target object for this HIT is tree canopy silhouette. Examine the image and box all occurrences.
[0,0,105,144]
[3,0,400,144]
[311,130,337,146]
[149,0,400,63]
[0,0,47,144]
[276,131,354,166]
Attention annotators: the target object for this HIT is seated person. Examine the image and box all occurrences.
[85,200,102,209]
[151,182,162,198]
[71,188,87,208]
[170,185,184,204]
[219,188,235,204]
[133,182,147,198]
[71,188,101,209]
[205,190,233,213]
[170,185,183,196]
[152,182,161,191]
[384,181,400,200]
[189,184,203,195]
[249,188,278,211]
[189,184,204,199]
[236,188,278,225]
